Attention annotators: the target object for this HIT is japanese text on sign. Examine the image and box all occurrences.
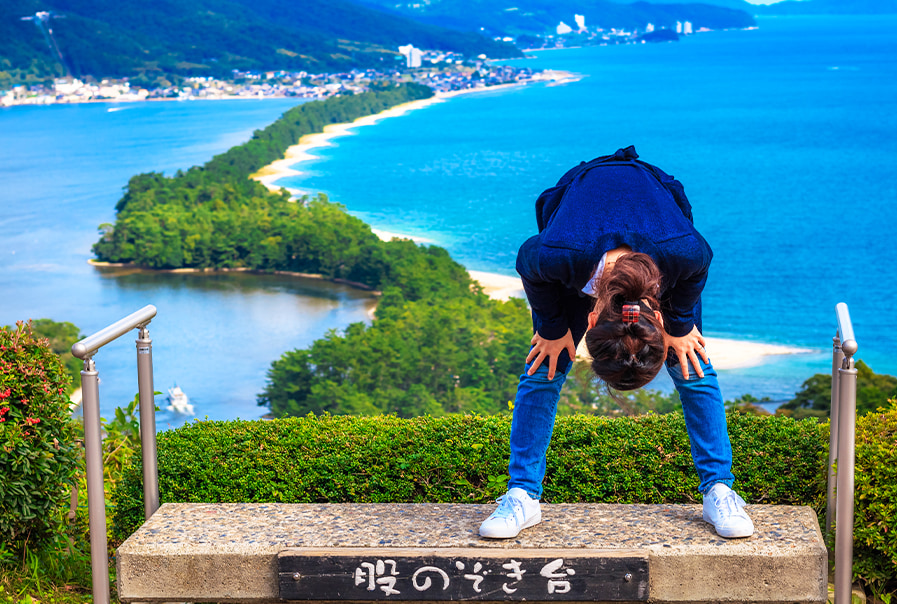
[353,558,576,597]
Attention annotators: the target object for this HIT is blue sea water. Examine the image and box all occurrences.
[0,99,376,427]
[1,16,895,424]
[280,15,897,399]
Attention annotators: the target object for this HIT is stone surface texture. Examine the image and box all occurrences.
[117,503,827,603]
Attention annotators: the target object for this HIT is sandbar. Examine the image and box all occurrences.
[251,75,578,196]
[251,95,447,195]
[371,228,432,244]
[700,337,814,370]
[468,270,525,301]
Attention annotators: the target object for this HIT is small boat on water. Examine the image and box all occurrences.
[166,385,194,415]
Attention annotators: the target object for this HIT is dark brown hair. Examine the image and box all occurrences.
[584,252,666,390]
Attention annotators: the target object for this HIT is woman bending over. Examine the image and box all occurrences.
[479,146,754,540]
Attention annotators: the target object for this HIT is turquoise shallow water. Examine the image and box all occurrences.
[279,15,897,399]
[1,16,895,422]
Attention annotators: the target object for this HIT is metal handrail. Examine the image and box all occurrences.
[825,302,858,604]
[71,305,160,604]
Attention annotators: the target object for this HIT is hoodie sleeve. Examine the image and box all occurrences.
[661,237,713,337]
[516,235,579,340]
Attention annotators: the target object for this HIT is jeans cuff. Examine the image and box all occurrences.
[700,479,735,495]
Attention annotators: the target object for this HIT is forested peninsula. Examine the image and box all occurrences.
[94,84,441,286]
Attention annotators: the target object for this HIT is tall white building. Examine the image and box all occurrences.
[398,44,423,68]
[675,21,683,33]
[574,14,587,32]
[683,21,693,34]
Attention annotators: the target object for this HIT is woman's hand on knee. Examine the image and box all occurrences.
[526,329,576,380]
[665,325,710,379]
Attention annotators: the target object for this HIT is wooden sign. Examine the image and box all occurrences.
[278,548,648,601]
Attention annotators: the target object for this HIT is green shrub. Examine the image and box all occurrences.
[259,295,532,418]
[9,320,82,397]
[850,402,897,589]
[112,412,827,542]
[779,360,897,418]
[0,322,79,547]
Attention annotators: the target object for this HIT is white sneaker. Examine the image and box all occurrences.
[702,483,755,538]
[479,488,542,539]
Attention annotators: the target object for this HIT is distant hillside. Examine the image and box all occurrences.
[0,0,521,85]
[359,0,756,37]
[614,0,757,11]
[753,0,897,14]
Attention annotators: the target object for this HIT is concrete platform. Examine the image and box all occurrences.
[117,502,827,604]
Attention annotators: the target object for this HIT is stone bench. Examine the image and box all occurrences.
[117,502,827,604]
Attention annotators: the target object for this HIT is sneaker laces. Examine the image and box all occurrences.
[491,494,524,521]
[715,490,745,517]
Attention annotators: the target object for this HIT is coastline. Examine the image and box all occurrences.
[87,259,381,292]
[250,94,449,195]
[250,75,578,196]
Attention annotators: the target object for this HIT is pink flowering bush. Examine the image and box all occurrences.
[0,321,79,546]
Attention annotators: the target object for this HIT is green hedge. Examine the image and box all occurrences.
[113,412,827,537]
[113,409,897,585]
[851,403,897,587]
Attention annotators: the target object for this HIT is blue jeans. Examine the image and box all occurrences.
[507,357,734,499]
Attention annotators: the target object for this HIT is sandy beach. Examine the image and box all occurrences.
[251,94,449,195]
[250,75,578,196]
[371,228,432,244]
[468,270,525,301]
[699,337,813,370]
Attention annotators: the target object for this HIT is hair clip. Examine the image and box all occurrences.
[621,301,640,324]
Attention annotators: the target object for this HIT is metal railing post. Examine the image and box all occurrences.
[830,302,858,604]
[136,326,159,519]
[80,357,110,604]
[71,305,158,604]
[825,334,844,538]
[834,358,857,604]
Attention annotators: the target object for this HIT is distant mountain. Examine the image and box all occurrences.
[753,0,897,14]
[358,0,756,37]
[614,0,757,11]
[0,0,521,85]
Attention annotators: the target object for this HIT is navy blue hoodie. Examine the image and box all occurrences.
[516,146,713,349]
